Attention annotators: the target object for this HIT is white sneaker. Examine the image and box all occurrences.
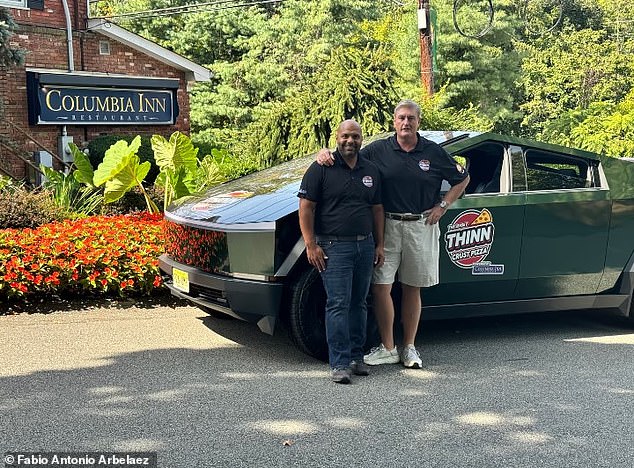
[363,344,400,365]
[401,344,422,369]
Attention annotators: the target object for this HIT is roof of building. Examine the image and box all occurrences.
[87,19,211,82]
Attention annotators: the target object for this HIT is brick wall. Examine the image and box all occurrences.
[0,3,195,180]
[7,0,86,31]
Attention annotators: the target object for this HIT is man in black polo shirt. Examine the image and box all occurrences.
[316,101,470,369]
[298,120,385,384]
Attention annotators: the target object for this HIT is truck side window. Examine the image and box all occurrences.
[524,150,597,191]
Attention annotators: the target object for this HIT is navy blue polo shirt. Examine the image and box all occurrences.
[361,134,467,213]
[298,151,382,237]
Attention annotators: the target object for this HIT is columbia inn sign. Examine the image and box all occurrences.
[27,72,180,125]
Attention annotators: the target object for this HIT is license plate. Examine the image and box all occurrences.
[172,267,190,293]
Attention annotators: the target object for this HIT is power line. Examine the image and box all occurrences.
[452,0,493,39]
[451,0,563,39]
[90,0,287,21]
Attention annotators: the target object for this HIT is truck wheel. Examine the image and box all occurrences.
[288,268,328,361]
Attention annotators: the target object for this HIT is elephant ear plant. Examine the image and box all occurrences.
[152,131,226,211]
[93,136,159,213]
[151,131,199,210]
[71,143,96,187]
[34,133,228,217]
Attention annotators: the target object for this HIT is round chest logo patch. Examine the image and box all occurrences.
[444,209,495,269]
[419,160,430,171]
[362,175,373,187]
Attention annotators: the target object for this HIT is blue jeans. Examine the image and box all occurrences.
[318,235,375,369]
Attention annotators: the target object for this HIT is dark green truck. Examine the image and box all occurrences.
[159,132,634,360]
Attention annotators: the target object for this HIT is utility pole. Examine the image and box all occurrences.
[418,0,434,97]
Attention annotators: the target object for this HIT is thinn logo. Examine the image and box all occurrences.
[444,208,495,269]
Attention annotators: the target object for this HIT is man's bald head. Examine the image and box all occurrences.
[335,119,363,159]
[336,119,362,135]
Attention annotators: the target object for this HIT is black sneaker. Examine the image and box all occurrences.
[350,360,370,376]
[331,367,352,384]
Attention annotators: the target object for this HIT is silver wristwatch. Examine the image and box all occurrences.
[439,200,449,209]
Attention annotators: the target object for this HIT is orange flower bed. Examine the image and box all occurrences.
[0,213,165,300]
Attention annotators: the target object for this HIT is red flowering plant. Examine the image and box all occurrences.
[0,213,165,302]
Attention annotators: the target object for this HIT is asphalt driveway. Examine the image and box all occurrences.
[1,301,632,467]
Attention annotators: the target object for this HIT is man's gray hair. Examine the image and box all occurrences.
[394,99,421,118]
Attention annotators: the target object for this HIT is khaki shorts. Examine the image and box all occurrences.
[373,216,440,287]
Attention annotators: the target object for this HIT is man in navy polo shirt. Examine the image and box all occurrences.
[316,101,470,369]
[298,120,385,384]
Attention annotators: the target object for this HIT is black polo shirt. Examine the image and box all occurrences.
[361,134,467,213]
[298,151,382,236]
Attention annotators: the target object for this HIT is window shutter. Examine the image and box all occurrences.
[27,0,45,10]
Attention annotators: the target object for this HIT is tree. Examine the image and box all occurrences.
[429,0,610,135]
[106,1,394,148]
[0,7,24,68]
[514,0,634,153]
[542,89,634,157]
[517,26,634,139]
[240,45,400,167]
[100,0,492,168]
[432,0,526,134]
[1,7,27,178]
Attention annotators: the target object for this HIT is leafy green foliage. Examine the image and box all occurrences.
[151,131,199,208]
[432,0,526,134]
[39,144,104,217]
[151,131,199,174]
[110,0,395,153]
[100,185,164,216]
[0,175,13,191]
[518,27,634,139]
[106,0,499,155]
[94,137,159,212]
[100,0,634,160]
[357,3,421,100]
[192,142,260,180]
[40,165,103,217]
[515,1,634,150]
[0,7,25,68]
[241,45,400,166]
[87,135,159,183]
[197,152,228,193]
[152,131,228,208]
[71,144,96,187]
[542,89,634,157]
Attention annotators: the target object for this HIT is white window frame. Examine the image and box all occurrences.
[99,40,111,55]
[0,0,28,9]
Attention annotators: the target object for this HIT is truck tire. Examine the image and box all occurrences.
[288,268,328,361]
